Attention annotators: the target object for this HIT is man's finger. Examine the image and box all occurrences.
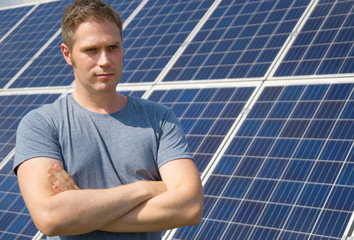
[51,164,80,190]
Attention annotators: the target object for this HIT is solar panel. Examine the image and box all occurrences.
[162,0,311,81]
[121,0,214,83]
[0,0,353,239]
[0,0,71,89]
[172,83,353,240]
[274,0,354,76]
[9,36,74,88]
[0,6,32,39]
[148,86,256,173]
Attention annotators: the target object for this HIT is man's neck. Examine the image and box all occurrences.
[72,90,127,114]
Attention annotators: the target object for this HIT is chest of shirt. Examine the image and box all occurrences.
[57,113,162,187]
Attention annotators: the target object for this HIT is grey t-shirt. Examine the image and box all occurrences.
[14,94,193,240]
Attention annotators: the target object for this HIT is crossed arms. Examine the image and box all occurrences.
[17,157,203,236]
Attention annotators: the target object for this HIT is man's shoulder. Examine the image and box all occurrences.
[22,95,69,123]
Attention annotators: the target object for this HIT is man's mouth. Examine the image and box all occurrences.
[97,73,114,79]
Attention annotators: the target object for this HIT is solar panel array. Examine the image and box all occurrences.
[0,0,353,240]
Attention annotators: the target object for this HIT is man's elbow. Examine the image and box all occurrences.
[32,211,66,237]
[188,200,203,226]
[184,191,204,226]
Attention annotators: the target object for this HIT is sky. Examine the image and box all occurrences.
[0,0,53,8]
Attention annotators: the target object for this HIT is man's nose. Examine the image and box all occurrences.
[97,51,110,67]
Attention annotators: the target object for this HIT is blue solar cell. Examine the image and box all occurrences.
[236,120,263,137]
[270,181,303,204]
[269,102,297,118]
[313,210,351,237]
[221,177,253,198]
[284,206,320,232]
[248,103,273,118]
[326,186,354,211]
[223,224,254,240]
[246,179,277,201]
[280,120,310,137]
[196,220,228,239]
[258,158,287,179]
[232,201,265,225]
[212,156,240,175]
[293,139,325,159]
[258,203,292,228]
[320,140,352,161]
[304,120,335,138]
[269,139,300,158]
[297,183,331,207]
[337,161,354,184]
[278,231,309,240]
[209,198,240,221]
[283,159,314,181]
[246,138,275,156]
[291,102,320,118]
[235,157,264,177]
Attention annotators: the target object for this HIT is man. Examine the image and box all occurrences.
[13,0,203,239]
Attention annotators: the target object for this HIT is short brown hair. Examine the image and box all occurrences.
[61,0,123,50]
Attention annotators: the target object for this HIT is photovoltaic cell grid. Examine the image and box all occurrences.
[0,6,32,39]
[173,83,354,240]
[0,159,37,240]
[148,87,255,173]
[9,0,142,88]
[9,36,74,88]
[0,0,70,89]
[0,94,60,162]
[275,0,354,76]
[0,94,60,239]
[163,0,311,82]
[121,0,214,83]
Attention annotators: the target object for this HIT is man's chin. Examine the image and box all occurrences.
[94,83,119,93]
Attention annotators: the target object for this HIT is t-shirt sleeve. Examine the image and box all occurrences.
[13,110,63,174]
[157,109,193,168]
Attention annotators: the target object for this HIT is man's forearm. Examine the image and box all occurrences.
[39,163,166,235]
[44,159,203,234]
[31,180,165,236]
[98,182,203,233]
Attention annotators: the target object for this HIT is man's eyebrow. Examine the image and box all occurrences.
[110,41,122,46]
[80,40,122,49]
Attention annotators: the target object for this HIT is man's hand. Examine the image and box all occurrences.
[47,164,79,193]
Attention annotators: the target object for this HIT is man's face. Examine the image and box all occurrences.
[62,20,124,95]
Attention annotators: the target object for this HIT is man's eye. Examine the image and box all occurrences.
[85,48,96,52]
[110,45,118,50]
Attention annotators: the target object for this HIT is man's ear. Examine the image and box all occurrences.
[61,43,73,66]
